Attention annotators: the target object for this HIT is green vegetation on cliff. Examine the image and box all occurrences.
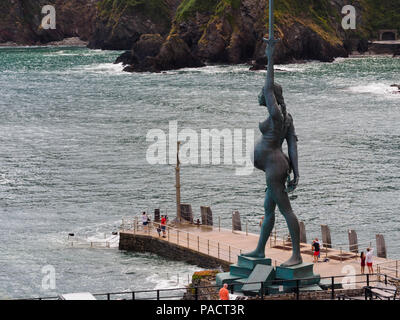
[360,0,400,36]
[175,0,218,22]
[175,0,241,22]
[98,0,170,27]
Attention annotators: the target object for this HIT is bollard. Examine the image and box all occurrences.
[180,204,194,223]
[321,225,332,248]
[299,221,307,243]
[200,206,213,226]
[154,209,161,222]
[376,234,387,258]
[232,210,242,231]
[348,229,358,253]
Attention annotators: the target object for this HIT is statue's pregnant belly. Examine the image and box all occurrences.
[252,135,287,173]
[253,136,272,172]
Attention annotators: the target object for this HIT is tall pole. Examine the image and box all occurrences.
[265,0,278,70]
[264,0,279,92]
[175,141,181,223]
[269,0,274,40]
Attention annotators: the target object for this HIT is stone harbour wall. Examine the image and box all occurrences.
[119,232,230,271]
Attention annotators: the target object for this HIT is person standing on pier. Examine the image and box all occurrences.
[142,212,148,230]
[366,248,374,274]
[312,239,320,263]
[161,215,167,238]
[360,252,366,274]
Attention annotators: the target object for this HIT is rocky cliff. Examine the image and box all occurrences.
[1,0,399,71]
[0,0,99,44]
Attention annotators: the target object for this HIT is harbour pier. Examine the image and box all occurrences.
[119,218,400,291]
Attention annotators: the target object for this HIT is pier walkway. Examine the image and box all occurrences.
[119,220,400,287]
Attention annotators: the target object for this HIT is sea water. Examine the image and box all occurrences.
[0,47,399,299]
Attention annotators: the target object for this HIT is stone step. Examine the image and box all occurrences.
[241,264,275,295]
[229,264,254,278]
[276,262,317,280]
[279,275,321,287]
[216,272,242,287]
[237,255,271,269]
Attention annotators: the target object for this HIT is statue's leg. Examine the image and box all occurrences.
[242,188,276,258]
[272,183,303,267]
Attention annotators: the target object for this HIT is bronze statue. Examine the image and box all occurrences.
[243,0,302,267]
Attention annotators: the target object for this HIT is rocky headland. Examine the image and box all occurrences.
[1,0,399,72]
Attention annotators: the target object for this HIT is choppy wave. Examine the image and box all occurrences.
[347,83,400,96]
[79,63,125,74]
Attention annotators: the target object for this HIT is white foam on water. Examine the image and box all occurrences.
[86,234,119,248]
[274,64,308,72]
[146,273,192,291]
[347,83,400,96]
[0,174,14,185]
[80,62,125,74]
[43,49,111,57]
[168,64,249,75]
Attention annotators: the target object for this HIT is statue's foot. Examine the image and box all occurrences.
[241,250,265,258]
[280,255,303,267]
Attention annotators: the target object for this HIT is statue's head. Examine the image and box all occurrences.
[258,83,286,114]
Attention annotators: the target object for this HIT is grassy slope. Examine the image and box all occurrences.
[173,0,400,44]
[359,0,400,36]
[174,0,344,45]
[98,0,171,28]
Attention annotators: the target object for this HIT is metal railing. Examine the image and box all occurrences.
[377,260,400,279]
[121,217,285,266]
[67,234,119,249]
[120,216,388,265]
[28,273,398,301]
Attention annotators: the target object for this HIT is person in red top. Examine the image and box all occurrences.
[360,252,366,274]
[160,215,167,238]
[219,284,230,300]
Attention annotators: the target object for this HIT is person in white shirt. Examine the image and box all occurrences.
[142,212,148,230]
[366,248,374,274]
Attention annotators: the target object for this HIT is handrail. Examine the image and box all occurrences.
[25,273,389,301]
[121,218,286,265]
[121,216,396,267]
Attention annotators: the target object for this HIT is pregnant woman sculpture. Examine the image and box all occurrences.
[243,0,302,267]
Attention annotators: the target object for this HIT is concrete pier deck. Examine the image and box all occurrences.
[119,222,399,287]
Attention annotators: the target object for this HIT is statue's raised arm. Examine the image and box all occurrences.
[262,0,283,123]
